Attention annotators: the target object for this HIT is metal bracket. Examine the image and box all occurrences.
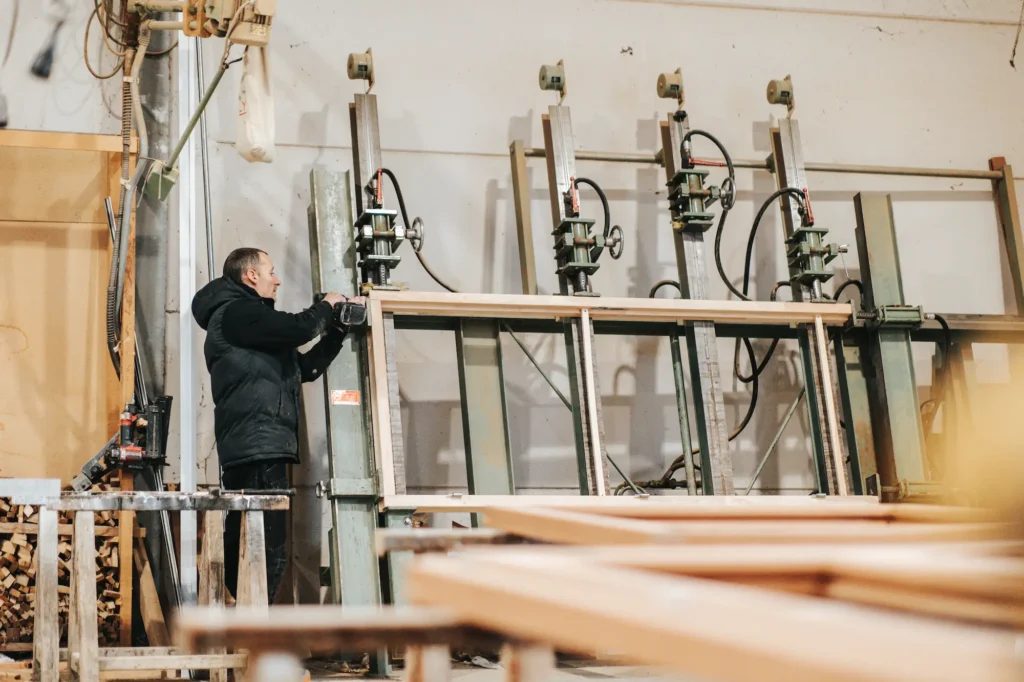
[850,305,924,330]
[315,476,379,501]
[865,474,946,502]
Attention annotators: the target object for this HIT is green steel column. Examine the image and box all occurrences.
[308,170,386,673]
[853,193,927,489]
[833,334,872,494]
[383,509,415,606]
[456,320,514,496]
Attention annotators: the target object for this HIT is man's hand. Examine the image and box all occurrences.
[348,296,366,307]
[322,292,346,307]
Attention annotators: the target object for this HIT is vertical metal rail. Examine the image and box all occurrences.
[349,95,407,495]
[308,171,388,674]
[853,193,927,492]
[769,120,846,494]
[176,32,198,607]
[669,332,698,495]
[541,106,610,495]
[345,100,402,675]
[660,115,733,495]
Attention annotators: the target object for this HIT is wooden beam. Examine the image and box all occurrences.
[134,539,169,647]
[480,507,1009,546]
[0,522,144,538]
[98,655,246,672]
[375,528,510,555]
[407,554,1020,682]
[0,130,137,154]
[368,300,397,497]
[463,544,1024,627]
[118,475,134,647]
[368,290,853,325]
[509,140,536,296]
[173,606,499,654]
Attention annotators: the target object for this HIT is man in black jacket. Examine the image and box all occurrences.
[192,247,357,602]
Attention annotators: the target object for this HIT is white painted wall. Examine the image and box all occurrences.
[9,0,1024,495]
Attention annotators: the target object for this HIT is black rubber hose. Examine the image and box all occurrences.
[378,168,412,235]
[573,177,611,239]
[835,278,864,301]
[679,129,736,210]
[648,280,682,298]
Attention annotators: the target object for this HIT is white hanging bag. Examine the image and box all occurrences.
[236,45,275,163]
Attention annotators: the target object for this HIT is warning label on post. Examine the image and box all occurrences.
[330,390,361,406]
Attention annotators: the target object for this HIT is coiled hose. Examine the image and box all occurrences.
[106,44,136,376]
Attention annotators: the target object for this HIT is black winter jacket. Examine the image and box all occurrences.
[191,277,347,470]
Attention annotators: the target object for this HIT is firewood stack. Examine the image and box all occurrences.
[0,482,124,650]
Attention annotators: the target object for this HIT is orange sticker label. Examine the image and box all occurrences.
[330,390,360,406]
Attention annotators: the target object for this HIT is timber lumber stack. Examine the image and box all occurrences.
[403,497,1024,682]
[0,481,125,650]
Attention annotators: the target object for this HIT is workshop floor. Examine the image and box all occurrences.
[306,659,686,682]
[449,664,686,682]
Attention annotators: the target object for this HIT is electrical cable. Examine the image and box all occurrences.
[85,10,124,79]
[573,177,611,239]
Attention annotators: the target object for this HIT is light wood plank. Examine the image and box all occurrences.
[98,655,246,672]
[173,605,489,654]
[0,130,136,154]
[73,511,100,682]
[408,553,1021,682]
[481,507,1009,546]
[31,508,59,682]
[368,300,397,497]
[369,290,853,325]
[134,539,169,647]
[199,510,227,682]
[500,644,553,682]
[404,645,450,682]
[118,475,134,647]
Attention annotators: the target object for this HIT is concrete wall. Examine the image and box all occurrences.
[186,0,1024,498]
[9,0,1024,593]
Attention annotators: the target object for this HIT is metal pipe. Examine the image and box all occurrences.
[145,19,185,31]
[132,0,185,11]
[196,39,216,279]
[165,64,226,169]
[669,333,698,495]
[745,387,805,495]
[523,146,1001,179]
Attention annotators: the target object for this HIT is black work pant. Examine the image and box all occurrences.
[221,460,289,603]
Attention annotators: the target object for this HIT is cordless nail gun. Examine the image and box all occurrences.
[313,293,368,328]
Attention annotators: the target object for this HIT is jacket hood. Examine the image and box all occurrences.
[191,277,254,330]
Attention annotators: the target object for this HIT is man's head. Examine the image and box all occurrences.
[223,247,280,300]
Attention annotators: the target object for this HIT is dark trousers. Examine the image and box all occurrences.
[221,460,289,603]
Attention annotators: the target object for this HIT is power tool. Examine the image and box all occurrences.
[314,293,368,328]
[72,397,172,491]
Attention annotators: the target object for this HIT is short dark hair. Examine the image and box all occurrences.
[223,248,266,284]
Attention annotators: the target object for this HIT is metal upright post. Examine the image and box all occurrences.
[351,92,515,499]
[541,105,610,495]
[853,193,928,494]
[660,113,733,495]
[349,94,407,496]
[769,119,848,495]
[308,171,387,674]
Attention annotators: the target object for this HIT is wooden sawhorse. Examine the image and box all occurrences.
[37,491,290,682]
